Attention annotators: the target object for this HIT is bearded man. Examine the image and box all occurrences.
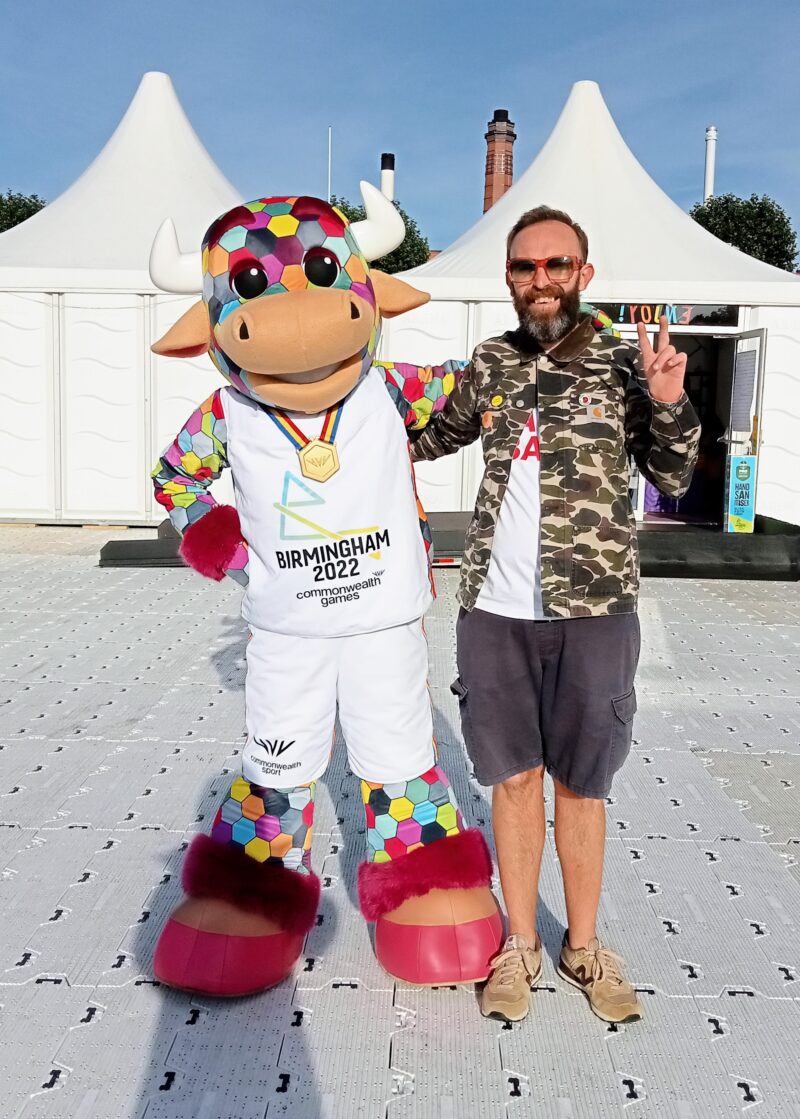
[411,206,700,1023]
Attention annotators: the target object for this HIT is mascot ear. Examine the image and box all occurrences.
[370,271,430,318]
[152,301,211,358]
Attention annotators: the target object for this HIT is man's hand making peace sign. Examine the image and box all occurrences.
[636,315,688,405]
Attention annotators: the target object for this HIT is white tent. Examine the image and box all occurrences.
[385,81,800,526]
[0,71,241,523]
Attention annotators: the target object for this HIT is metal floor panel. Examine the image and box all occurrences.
[274,986,396,1118]
[0,982,98,1119]
[145,987,297,1119]
[16,984,205,1119]
[0,828,109,975]
[1,680,166,741]
[597,840,715,997]
[499,989,623,1118]
[632,694,800,753]
[696,751,800,846]
[656,622,800,656]
[695,995,800,1116]
[15,829,177,987]
[620,838,796,998]
[2,539,800,1118]
[638,652,800,698]
[388,986,506,1119]
[609,750,767,842]
[604,993,752,1118]
[299,846,395,994]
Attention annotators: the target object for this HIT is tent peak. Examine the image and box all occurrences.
[0,70,241,279]
[406,79,799,299]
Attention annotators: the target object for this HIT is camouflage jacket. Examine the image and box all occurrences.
[410,314,701,618]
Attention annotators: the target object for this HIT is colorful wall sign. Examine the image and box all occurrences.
[596,303,739,328]
[726,455,757,533]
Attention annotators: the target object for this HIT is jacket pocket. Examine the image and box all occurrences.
[570,522,631,599]
[570,388,622,451]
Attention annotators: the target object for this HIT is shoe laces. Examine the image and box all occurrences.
[586,941,626,988]
[490,942,535,988]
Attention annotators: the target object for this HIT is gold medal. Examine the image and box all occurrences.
[298,439,340,482]
[267,402,344,484]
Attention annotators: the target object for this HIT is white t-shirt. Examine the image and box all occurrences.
[222,371,432,637]
[475,408,546,620]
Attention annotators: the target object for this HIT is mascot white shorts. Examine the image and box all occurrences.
[242,619,435,786]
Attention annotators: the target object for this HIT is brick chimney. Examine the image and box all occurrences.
[483,109,516,212]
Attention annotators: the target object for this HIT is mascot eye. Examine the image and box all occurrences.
[231,264,268,300]
[303,248,340,288]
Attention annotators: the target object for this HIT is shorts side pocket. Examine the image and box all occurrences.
[607,686,637,785]
[450,676,474,752]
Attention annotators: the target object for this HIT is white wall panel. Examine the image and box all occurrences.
[0,292,57,518]
[750,306,800,527]
[472,300,517,348]
[380,300,471,513]
[60,294,146,520]
[379,299,470,364]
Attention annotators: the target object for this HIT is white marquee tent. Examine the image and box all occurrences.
[387,81,800,526]
[0,71,241,523]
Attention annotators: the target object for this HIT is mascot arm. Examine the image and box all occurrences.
[375,359,469,433]
[152,390,249,587]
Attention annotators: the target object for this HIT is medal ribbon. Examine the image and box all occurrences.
[266,403,343,450]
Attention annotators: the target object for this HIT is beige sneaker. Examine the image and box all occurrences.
[480,934,542,1022]
[558,934,642,1023]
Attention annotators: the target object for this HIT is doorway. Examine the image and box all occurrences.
[638,333,734,526]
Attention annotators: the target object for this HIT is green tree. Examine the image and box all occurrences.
[0,190,46,234]
[690,193,797,271]
[330,195,430,273]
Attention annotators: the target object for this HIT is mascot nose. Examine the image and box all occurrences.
[234,301,357,341]
[234,312,252,342]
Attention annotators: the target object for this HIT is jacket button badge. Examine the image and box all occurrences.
[490,394,504,407]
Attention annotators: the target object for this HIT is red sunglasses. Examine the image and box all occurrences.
[506,256,583,284]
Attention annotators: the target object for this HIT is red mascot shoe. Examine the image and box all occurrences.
[358,829,502,985]
[154,835,320,997]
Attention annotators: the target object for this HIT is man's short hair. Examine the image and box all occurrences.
[506,206,589,262]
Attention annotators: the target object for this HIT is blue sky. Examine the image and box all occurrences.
[3,0,797,251]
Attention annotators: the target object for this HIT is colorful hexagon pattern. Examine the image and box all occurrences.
[212,778,316,872]
[378,360,467,433]
[191,195,382,409]
[201,196,374,348]
[388,797,414,822]
[361,765,465,862]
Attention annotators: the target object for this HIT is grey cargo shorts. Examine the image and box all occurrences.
[451,608,640,799]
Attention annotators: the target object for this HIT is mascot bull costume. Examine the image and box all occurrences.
[149,184,503,996]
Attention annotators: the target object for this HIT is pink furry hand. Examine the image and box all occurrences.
[179,504,243,580]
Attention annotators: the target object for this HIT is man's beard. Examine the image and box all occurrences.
[512,283,582,344]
